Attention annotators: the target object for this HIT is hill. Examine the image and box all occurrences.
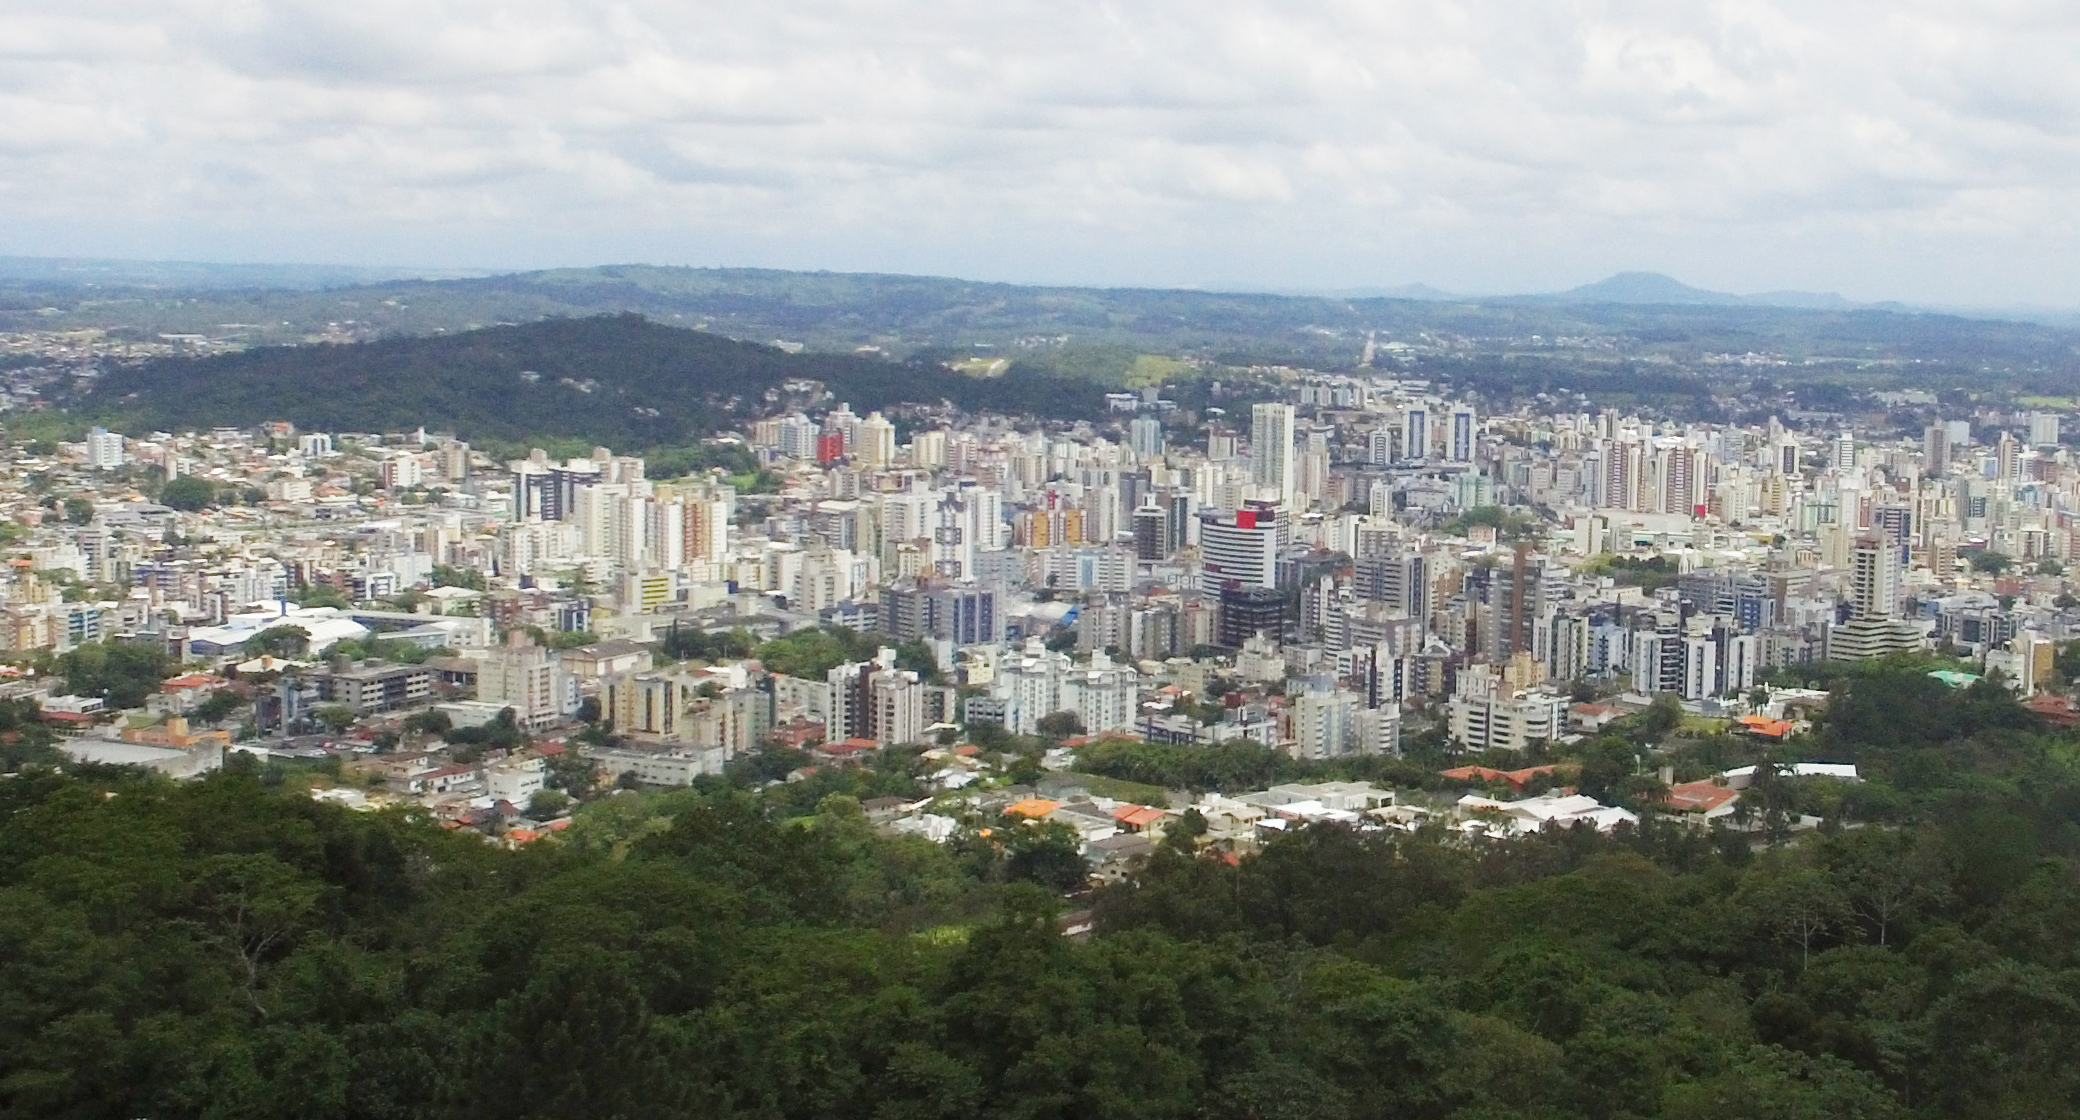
[83,314,1107,444]
[1547,271,1870,312]
[13,263,2080,375]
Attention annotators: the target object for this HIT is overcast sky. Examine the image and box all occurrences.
[3,0,2077,304]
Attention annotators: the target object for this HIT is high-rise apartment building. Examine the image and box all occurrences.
[1251,403,1296,508]
[85,427,126,470]
[2029,412,2061,448]
[855,412,896,469]
[1403,406,1430,462]
[1197,503,1281,591]
[478,631,564,729]
[1449,405,1477,463]
[1129,416,1165,459]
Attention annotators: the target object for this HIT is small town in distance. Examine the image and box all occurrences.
[2,352,2068,862]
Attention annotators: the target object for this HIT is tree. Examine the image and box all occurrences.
[432,563,486,590]
[1035,711,1085,740]
[404,708,453,736]
[296,583,351,609]
[528,789,572,818]
[1003,819,1087,890]
[159,475,215,511]
[193,689,247,724]
[314,705,358,734]
[248,625,311,659]
[1665,1044,1903,1120]
[186,851,324,1016]
[62,497,93,525]
[1745,866,1853,970]
[56,639,176,710]
[1162,807,1208,856]
[1828,829,1945,946]
[1636,692,1684,739]
[1964,549,2012,574]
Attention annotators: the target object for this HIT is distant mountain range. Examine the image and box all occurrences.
[0,254,2051,319]
[0,255,491,291]
[12,258,2080,384]
[1289,271,1897,312]
[1546,272,1889,311]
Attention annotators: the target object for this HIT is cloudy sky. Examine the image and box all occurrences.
[3,0,2077,303]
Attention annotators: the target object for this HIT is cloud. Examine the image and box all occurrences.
[1,0,2078,302]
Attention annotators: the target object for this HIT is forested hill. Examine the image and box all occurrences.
[9,660,2080,1116]
[82,314,1106,444]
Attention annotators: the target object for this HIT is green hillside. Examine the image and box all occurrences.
[82,314,1107,444]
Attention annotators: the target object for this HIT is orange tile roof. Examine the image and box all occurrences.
[1112,805,1166,828]
[1665,780,1739,813]
[1736,715,1793,738]
[1005,798,1061,819]
[1440,764,1558,790]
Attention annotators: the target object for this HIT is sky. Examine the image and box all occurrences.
[3,0,2078,304]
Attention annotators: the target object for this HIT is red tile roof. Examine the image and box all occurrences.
[1440,764,1558,790]
[1112,805,1167,828]
[1665,780,1740,813]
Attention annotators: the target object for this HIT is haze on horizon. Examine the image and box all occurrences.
[4,0,2077,307]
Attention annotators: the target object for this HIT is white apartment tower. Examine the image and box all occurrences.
[1251,403,1296,508]
[1849,534,1901,619]
[855,412,897,469]
[1403,407,1430,462]
[1449,405,1477,463]
[2029,412,2061,448]
[85,427,126,470]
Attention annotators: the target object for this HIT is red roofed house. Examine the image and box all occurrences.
[1005,798,1062,820]
[1664,779,1741,820]
[1440,764,1560,792]
[1735,715,1795,739]
[1569,703,1623,733]
[2025,694,2078,728]
[816,737,879,764]
[1110,804,1171,841]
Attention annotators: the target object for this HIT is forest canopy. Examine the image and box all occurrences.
[5,661,2080,1118]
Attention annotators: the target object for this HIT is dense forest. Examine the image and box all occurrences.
[81,315,1108,445]
[6,661,2080,1118]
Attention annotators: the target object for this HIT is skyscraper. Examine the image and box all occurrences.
[1849,533,1900,619]
[2029,412,2061,448]
[1129,415,1165,459]
[85,427,126,470]
[1403,406,1430,462]
[1449,405,1477,462]
[1251,403,1296,508]
[1996,432,2020,482]
[855,412,896,469]
[1132,504,1169,561]
[1197,503,1281,591]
